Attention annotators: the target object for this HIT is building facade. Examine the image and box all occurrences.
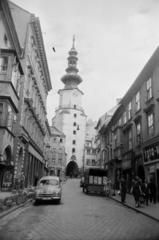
[100,47,159,199]
[83,120,97,172]
[9,2,52,188]
[49,126,66,177]
[52,37,86,176]
[0,0,24,191]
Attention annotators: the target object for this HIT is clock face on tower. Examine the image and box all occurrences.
[73,91,78,97]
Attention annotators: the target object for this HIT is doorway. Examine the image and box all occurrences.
[137,165,145,181]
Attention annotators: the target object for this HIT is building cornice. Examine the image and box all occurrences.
[31,16,52,92]
[58,88,84,95]
[1,0,22,57]
[120,46,159,105]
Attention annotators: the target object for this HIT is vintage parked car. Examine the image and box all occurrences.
[34,176,62,204]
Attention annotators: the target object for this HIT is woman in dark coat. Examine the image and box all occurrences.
[131,177,142,207]
[149,179,157,204]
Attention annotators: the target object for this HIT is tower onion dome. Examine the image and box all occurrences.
[61,35,83,85]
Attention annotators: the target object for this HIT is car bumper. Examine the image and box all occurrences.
[34,195,61,200]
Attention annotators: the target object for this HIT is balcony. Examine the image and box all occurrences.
[56,104,84,113]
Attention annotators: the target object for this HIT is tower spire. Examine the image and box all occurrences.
[72,35,75,48]
[60,37,83,86]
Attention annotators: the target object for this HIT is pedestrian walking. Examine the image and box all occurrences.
[131,177,142,208]
[104,178,111,199]
[34,173,39,187]
[120,176,127,204]
[149,179,156,204]
[141,179,149,205]
[20,171,25,190]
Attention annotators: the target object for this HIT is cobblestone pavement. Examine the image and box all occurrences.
[0,179,159,240]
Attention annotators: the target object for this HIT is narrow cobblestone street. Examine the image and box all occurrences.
[0,179,159,240]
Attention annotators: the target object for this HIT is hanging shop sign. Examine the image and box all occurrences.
[143,142,159,163]
[122,160,131,170]
[122,152,132,170]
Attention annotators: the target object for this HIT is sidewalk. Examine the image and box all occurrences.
[0,188,35,219]
[110,190,159,222]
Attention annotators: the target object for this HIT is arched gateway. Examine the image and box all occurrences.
[66,161,79,177]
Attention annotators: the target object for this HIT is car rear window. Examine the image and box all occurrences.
[40,179,58,186]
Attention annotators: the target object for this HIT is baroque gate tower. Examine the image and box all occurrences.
[52,36,87,176]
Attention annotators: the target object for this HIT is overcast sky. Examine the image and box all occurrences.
[11,0,159,124]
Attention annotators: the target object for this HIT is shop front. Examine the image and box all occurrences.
[122,151,135,193]
[134,155,145,181]
[143,140,159,202]
[24,144,44,187]
[0,147,14,192]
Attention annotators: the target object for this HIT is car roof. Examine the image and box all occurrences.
[39,176,60,181]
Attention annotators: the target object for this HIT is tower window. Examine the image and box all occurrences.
[73,140,76,145]
[73,122,76,126]
[60,138,63,143]
[72,148,75,153]
[73,130,76,135]
[74,105,76,109]
[74,114,77,118]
